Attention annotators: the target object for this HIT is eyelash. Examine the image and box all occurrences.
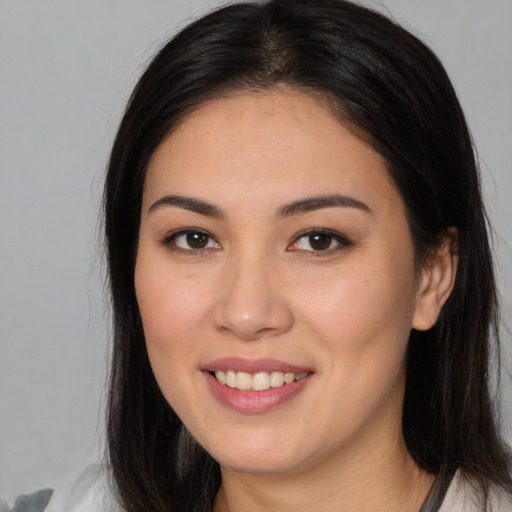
[160,228,351,255]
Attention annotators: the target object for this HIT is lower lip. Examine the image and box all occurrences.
[203,371,312,414]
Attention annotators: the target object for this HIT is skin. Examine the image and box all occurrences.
[135,89,458,512]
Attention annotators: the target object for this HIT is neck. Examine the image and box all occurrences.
[214,437,434,512]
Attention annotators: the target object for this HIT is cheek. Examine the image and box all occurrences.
[134,255,214,423]
[298,261,416,431]
[134,253,208,366]
[297,253,417,373]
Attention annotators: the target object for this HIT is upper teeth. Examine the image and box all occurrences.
[214,370,309,391]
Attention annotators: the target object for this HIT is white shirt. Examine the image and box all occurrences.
[438,470,510,511]
[47,465,511,512]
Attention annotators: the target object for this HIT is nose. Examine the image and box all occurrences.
[212,252,294,341]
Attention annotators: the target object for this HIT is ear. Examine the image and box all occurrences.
[412,228,459,331]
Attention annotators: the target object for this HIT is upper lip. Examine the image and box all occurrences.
[202,357,312,374]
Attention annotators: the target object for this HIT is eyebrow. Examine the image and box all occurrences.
[277,194,371,217]
[148,193,371,218]
[148,194,226,217]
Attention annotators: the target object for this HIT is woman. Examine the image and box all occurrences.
[90,0,512,510]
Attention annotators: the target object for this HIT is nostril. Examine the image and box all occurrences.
[212,301,294,341]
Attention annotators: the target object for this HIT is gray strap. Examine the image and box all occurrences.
[420,471,454,512]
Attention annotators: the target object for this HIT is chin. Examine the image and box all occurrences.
[202,433,305,475]
[206,432,332,477]
[217,454,300,476]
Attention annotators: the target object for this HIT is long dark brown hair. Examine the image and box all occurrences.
[103,0,511,510]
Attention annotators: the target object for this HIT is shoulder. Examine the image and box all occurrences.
[46,465,123,512]
[439,470,512,512]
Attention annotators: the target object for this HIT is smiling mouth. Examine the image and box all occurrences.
[211,370,311,391]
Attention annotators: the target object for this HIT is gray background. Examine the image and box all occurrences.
[1,0,511,500]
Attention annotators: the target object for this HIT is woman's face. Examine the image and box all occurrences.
[135,91,434,475]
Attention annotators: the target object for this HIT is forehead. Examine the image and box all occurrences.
[143,90,400,213]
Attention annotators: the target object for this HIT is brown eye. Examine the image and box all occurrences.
[167,230,220,251]
[289,230,350,254]
[308,233,332,251]
[186,232,209,249]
